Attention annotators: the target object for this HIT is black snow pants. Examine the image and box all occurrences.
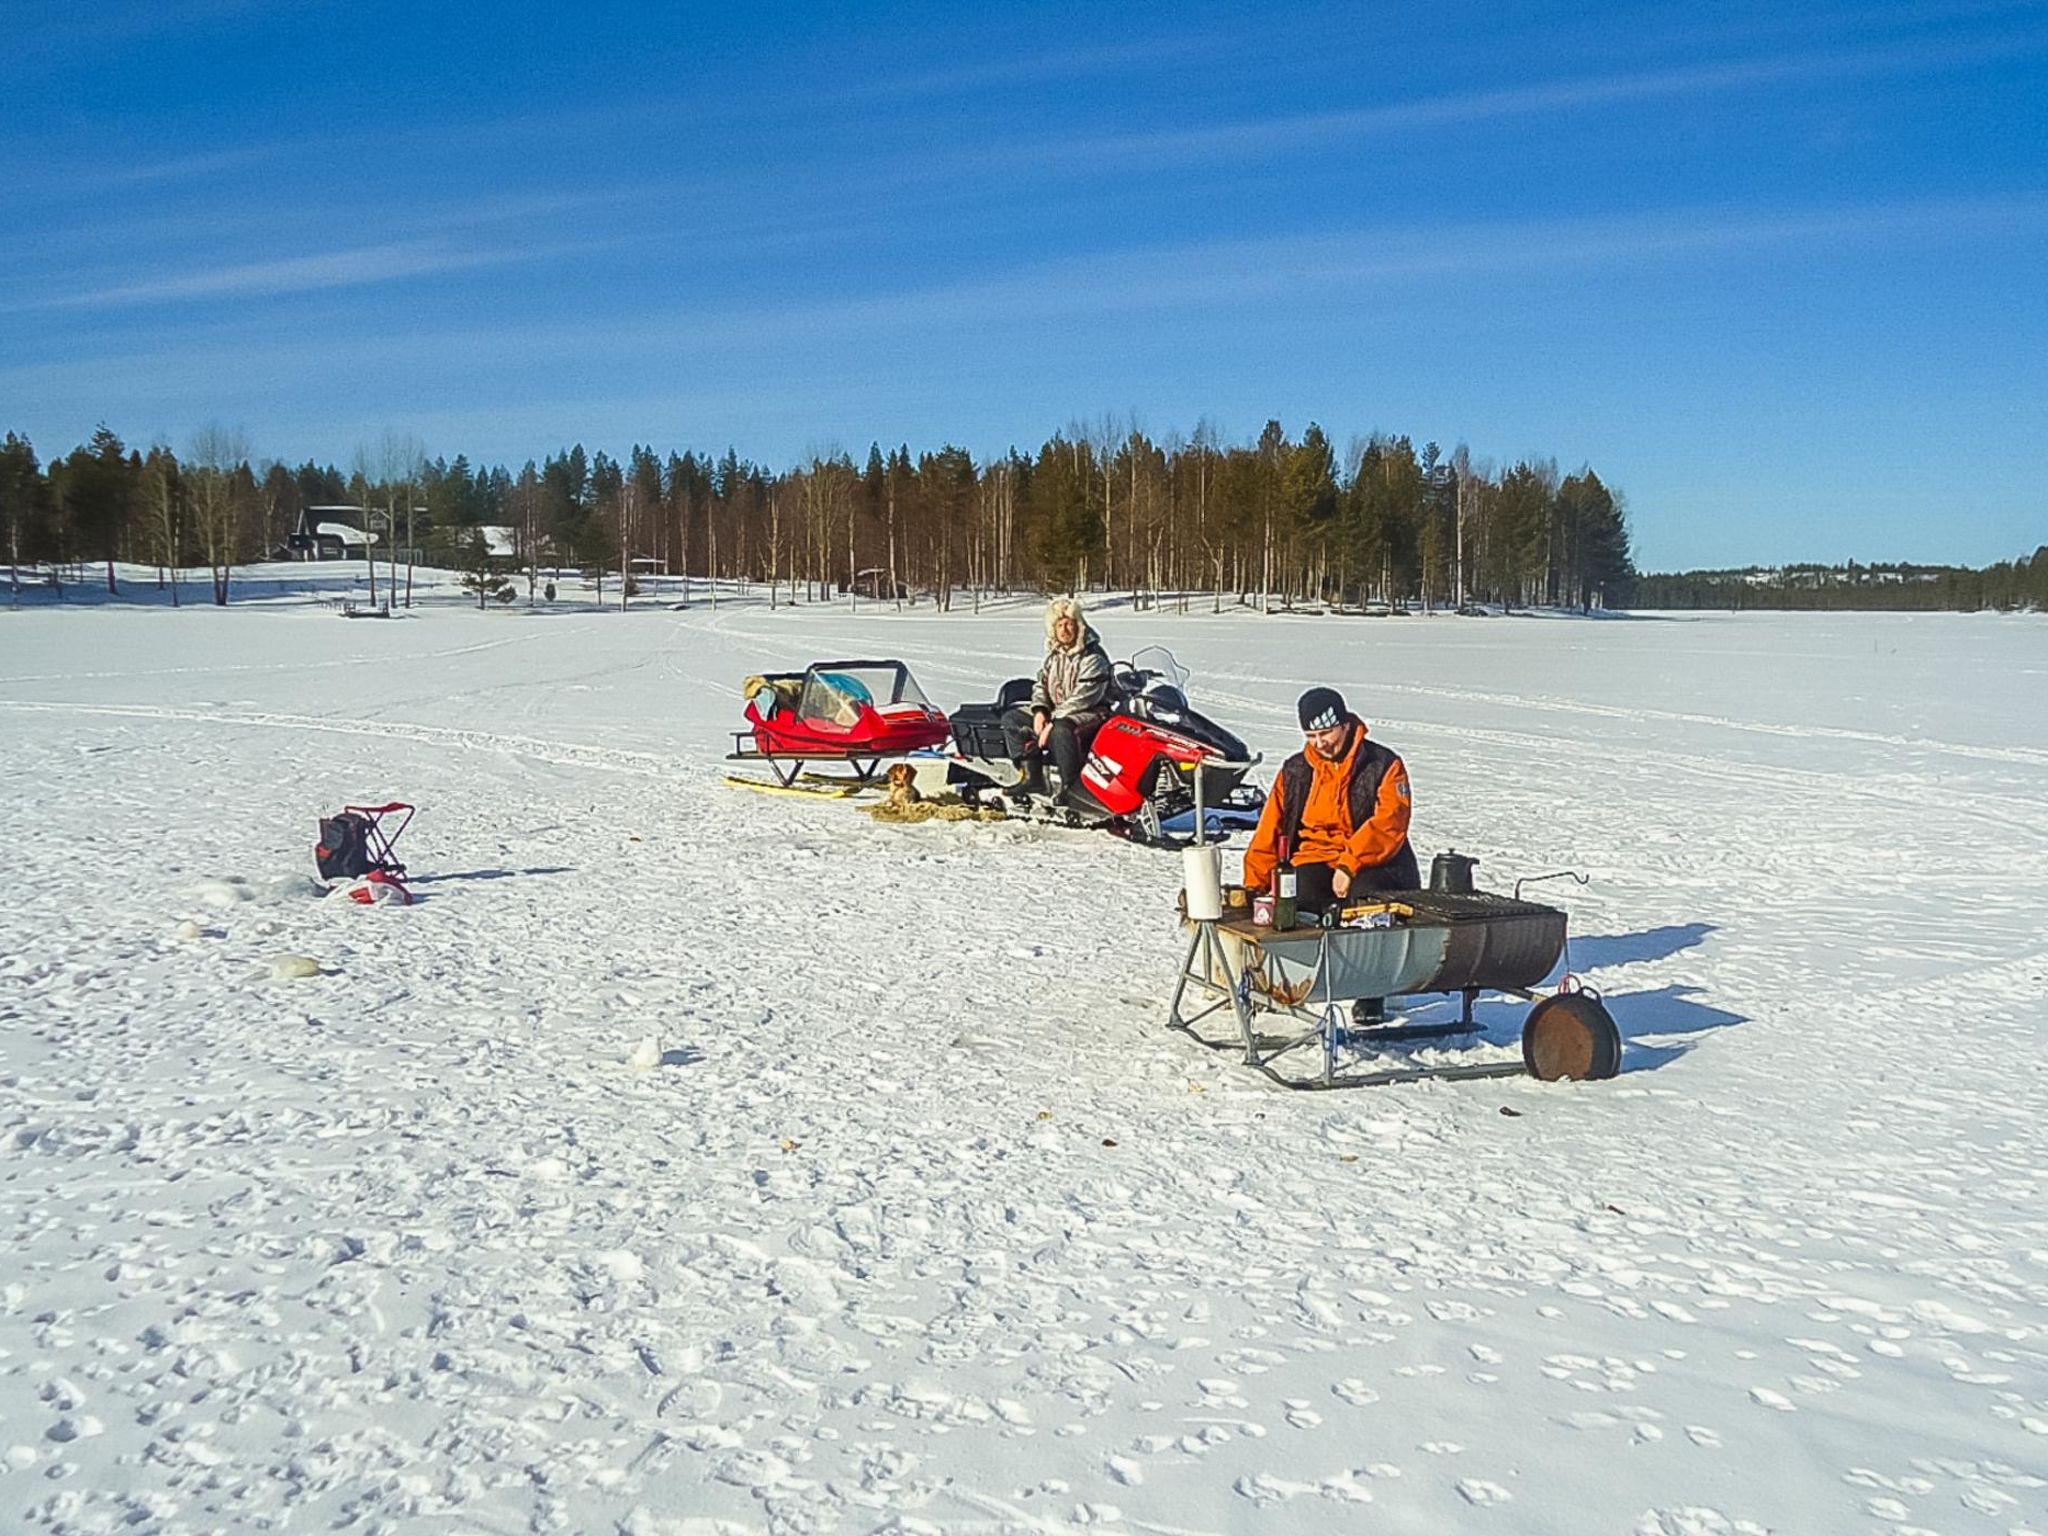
[1002,707,1101,796]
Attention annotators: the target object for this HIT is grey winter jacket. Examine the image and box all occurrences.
[1031,624,1113,722]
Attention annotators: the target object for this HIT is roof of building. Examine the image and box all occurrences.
[315,521,377,548]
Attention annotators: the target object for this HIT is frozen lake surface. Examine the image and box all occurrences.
[3,573,2046,1534]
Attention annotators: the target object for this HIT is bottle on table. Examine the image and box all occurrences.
[1274,835,1298,930]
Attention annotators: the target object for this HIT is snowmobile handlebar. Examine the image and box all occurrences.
[1179,748,1260,771]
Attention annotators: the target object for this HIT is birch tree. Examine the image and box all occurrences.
[188,424,250,606]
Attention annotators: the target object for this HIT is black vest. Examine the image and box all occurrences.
[1276,728,1420,885]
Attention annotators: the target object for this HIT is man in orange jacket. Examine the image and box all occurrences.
[1243,686,1419,910]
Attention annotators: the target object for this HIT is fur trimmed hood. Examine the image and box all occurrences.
[1043,596,1098,652]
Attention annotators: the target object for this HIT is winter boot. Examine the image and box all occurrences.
[1011,754,1047,804]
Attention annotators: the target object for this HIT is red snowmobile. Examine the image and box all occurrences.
[946,647,1263,845]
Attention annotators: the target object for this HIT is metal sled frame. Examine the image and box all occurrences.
[725,738,890,789]
[1166,918,1540,1089]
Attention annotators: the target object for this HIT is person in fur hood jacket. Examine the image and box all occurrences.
[1002,596,1113,801]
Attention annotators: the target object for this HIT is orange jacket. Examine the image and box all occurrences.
[1243,720,1412,890]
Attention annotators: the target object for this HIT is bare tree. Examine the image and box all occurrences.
[142,447,182,607]
[375,430,426,607]
[188,424,250,605]
[348,447,379,607]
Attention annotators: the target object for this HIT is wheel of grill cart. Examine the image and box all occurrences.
[1521,992,1621,1081]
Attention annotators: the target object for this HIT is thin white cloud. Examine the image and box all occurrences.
[14,0,280,52]
[837,35,1219,101]
[10,186,647,273]
[8,190,2041,388]
[1563,0,2048,64]
[654,191,2048,343]
[19,237,596,312]
[88,143,296,190]
[1027,29,2048,169]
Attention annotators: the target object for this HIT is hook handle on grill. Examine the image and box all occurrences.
[1513,869,1590,901]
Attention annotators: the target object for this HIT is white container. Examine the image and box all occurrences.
[1181,843,1223,921]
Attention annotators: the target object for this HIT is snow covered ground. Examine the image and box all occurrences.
[3,570,2046,1536]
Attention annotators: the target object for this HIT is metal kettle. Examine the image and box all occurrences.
[1430,849,1478,894]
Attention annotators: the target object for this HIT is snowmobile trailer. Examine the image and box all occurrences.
[728,660,952,791]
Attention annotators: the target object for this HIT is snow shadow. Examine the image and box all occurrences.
[408,866,574,884]
[1545,923,1743,1072]
[1417,978,1745,1073]
[1604,983,1749,1071]
[1566,922,1714,971]
[1400,920,1740,1071]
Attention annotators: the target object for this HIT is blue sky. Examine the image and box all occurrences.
[4,0,2045,569]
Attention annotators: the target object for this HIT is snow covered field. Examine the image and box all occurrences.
[3,573,2046,1536]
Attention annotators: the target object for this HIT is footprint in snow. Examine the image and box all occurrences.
[1457,1478,1512,1506]
[1317,1470,1376,1503]
[1748,1387,1796,1411]
[1233,1472,1295,1504]
[1331,1378,1380,1406]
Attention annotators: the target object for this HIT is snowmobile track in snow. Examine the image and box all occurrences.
[0,699,703,781]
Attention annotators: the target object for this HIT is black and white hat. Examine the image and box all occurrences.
[1297,686,1346,732]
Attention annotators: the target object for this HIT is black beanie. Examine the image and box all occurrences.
[1298,687,1346,732]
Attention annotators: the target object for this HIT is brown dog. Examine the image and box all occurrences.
[883,762,922,810]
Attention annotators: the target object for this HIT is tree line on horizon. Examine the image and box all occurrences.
[1634,556,2048,612]
[0,418,1636,612]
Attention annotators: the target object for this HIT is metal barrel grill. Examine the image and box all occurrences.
[1167,886,1621,1089]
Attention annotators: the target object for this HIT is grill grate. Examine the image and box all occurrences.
[1395,890,1565,923]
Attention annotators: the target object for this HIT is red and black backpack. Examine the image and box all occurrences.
[315,812,377,881]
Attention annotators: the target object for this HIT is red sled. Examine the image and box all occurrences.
[348,868,414,906]
[728,660,950,788]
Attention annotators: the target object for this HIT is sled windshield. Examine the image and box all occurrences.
[797,662,931,726]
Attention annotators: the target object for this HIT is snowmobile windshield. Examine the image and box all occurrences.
[1123,646,1192,702]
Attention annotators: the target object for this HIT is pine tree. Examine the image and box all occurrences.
[1027,434,1100,592]
[63,425,136,594]
[458,527,515,608]
[1,434,47,602]
[1284,423,1338,602]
